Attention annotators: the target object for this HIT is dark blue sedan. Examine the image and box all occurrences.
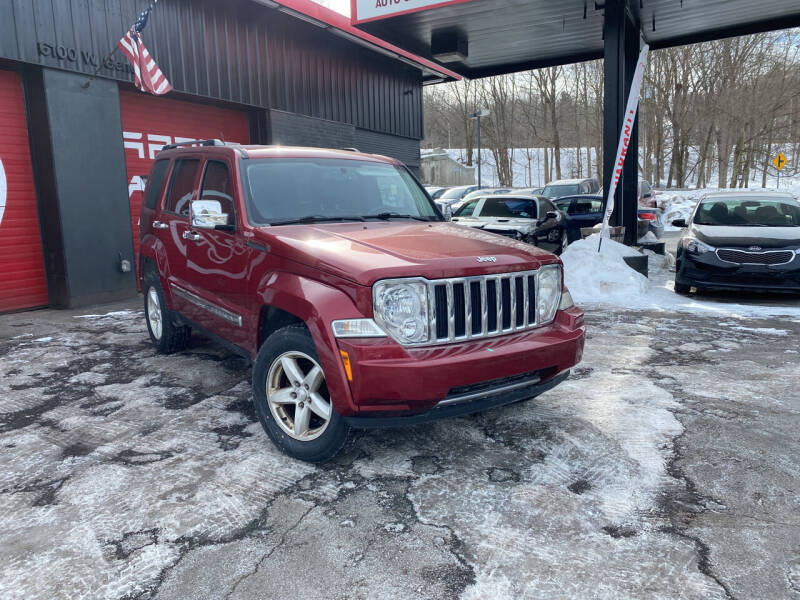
[554,194,664,243]
[553,195,605,242]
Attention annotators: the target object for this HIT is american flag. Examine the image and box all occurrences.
[117,1,172,96]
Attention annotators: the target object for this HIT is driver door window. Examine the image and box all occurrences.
[165,159,201,217]
[199,160,235,228]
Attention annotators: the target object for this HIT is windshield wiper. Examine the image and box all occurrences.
[268,215,366,225]
[363,212,432,221]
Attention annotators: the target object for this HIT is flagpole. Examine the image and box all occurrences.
[82,0,159,89]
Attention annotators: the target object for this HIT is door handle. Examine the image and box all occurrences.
[152,220,169,230]
[182,230,201,242]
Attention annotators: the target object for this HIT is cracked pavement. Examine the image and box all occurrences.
[0,299,798,599]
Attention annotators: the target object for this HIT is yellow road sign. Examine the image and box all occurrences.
[773,152,787,171]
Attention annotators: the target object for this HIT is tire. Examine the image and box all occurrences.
[674,280,691,295]
[557,230,569,255]
[143,272,191,353]
[252,325,349,462]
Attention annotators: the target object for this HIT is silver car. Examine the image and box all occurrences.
[451,194,569,254]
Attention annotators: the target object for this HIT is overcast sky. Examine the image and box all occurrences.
[313,0,350,16]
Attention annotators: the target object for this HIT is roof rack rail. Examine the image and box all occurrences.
[162,139,222,150]
[161,138,249,158]
[342,147,360,152]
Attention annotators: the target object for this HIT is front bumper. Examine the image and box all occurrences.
[677,250,800,291]
[335,307,585,421]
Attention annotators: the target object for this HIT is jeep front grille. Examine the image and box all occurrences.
[428,270,541,343]
[716,248,794,266]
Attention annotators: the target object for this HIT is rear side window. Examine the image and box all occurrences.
[199,161,235,227]
[144,160,170,210]
[165,159,200,216]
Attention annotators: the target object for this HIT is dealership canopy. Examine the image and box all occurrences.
[351,0,800,244]
[351,0,800,79]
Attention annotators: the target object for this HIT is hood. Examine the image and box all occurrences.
[692,224,800,248]
[257,221,556,286]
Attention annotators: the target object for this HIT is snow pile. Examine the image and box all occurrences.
[561,234,649,304]
[561,234,800,318]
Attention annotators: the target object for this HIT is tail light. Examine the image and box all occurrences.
[639,212,657,221]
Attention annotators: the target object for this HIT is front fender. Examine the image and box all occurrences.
[139,233,176,306]
[254,272,367,416]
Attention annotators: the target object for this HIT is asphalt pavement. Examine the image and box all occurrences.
[0,296,798,599]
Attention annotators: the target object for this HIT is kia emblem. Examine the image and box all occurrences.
[747,246,762,251]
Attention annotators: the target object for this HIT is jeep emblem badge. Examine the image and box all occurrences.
[477,256,497,263]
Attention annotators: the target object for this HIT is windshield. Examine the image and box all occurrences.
[243,158,439,225]
[694,197,800,227]
[542,184,581,198]
[478,198,537,219]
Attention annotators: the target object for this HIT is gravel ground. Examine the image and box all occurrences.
[0,298,798,599]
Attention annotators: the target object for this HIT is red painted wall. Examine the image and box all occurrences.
[0,70,48,312]
[119,91,250,271]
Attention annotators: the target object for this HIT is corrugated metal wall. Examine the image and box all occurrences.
[0,0,424,140]
[268,109,420,169]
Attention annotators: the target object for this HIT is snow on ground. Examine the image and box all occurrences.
[561,234,800,318]
[425,147,800,194]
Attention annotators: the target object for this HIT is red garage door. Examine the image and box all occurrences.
[119,91,250,271]
[0,70,48,312]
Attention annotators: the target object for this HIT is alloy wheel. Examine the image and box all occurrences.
[266,351,332,441]
[146,287,163,340]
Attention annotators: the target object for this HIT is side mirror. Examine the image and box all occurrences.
[546,211,559,220]
[191,199,230,230]
[671,218,687,228]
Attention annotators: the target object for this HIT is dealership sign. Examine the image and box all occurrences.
[352,0,473,24]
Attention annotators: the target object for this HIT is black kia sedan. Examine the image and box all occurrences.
[672,192,800,294]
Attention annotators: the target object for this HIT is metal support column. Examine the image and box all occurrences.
[603,0,640,245]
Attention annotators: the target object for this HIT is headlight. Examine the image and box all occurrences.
[537,265,562,323]
[373,280,429,344]
[681,237,714,255]
[332,319,386,338]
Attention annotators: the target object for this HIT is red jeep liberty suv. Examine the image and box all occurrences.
[139,141,585,461]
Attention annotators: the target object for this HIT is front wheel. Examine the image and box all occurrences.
[674,280,691,294]
[557,230,569,255]
[252,325,349,462]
